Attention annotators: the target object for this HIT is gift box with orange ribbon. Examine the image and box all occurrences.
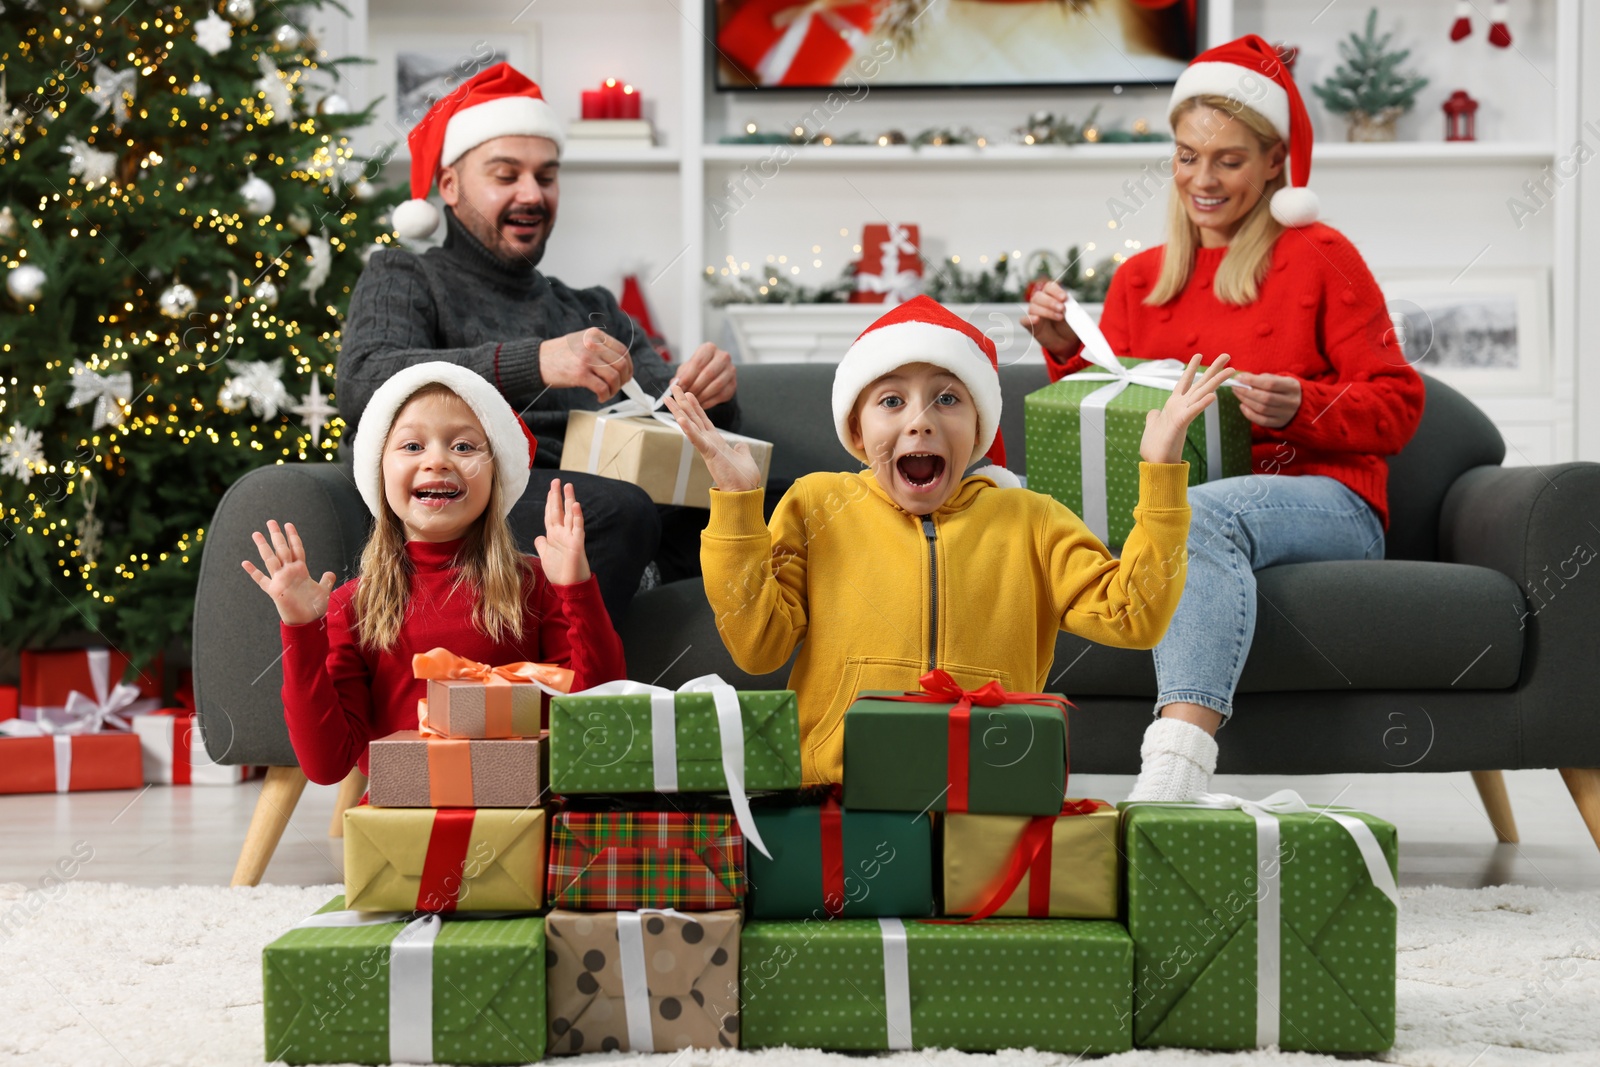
[942,798,1119,920]
[342,805,548,913]
[841,671,1071,816]
[130,707,258,786]
[546,809,745,911]
[412,647,573,739]
[367,730,547,808]
[716,0,878,88]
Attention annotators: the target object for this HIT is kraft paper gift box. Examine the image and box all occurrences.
[547,809,745,911]
[0,730,143,794]
[746,790,935,919]
[545,908,742,1054]
[943,799,1120,919]
[741,917,1133,1053]
[342,806,548,913]
[1123,794,1400,1052]
[263,895,546,1065]
[412,647,573,739]
[715,0,877,88]
[19,646,162,728]
[559,408,773,510]
[130,708,256,785]
[841,674,1070,816]
[367,730,547,808]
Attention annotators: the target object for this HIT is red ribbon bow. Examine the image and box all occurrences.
[880,670,1072,813]
[931,798,1110,925]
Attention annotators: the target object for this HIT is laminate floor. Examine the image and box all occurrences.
[1,769,1596,891]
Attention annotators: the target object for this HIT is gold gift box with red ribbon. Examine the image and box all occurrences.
[367,729,548,808]
[342,805,548,912]
[412,647,573,739]
[942,799,1120,920]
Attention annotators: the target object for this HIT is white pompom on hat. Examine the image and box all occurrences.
[352,361,539,519]
[833,295,1019,488]
[1168,34,1320,227]
[393,63,566,241]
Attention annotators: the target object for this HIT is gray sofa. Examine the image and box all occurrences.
[194,364,1600,883]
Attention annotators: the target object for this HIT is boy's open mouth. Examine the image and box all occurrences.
[896,452,946,490]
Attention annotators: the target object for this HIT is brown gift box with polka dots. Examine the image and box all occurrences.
[545,908,741,1055]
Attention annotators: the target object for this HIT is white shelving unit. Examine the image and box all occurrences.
[334,0,1587,462]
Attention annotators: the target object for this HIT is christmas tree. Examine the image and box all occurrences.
[1311,9,1429,122]
[0,0,402,666]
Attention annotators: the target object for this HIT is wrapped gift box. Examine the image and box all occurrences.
[560,410,773,510]
[343,806,547,913]
[549,688,801,795]
[368,730,546,808]
[1,684,17,722]
[548,809,744,911]
[130,709,256,785]
[546,908,741,1054]
[851,223,922,304]
[841,684,1068,815]
[0,731,143,794]
[412,648,571,739]
[19,647,162,727]
[1025,355,1252,548]
[1123,798,1400,1052]
[263,895,546,1065]
[747,792,934,919]
[943,799,1119,919]
[716,0,877,87]
[742,917,1132,1053]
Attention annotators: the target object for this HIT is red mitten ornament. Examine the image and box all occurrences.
[1449,0,1472,41]
[1487,0,1513,47]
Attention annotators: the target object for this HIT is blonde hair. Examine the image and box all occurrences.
[1148,96,1288,307]
[353,382,530,653]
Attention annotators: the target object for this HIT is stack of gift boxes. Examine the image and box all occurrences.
[263,662,1401,1063]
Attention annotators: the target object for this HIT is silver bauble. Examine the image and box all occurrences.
[286,208,313,237]
[223,0,255,24]
[318,94,350,116]
[189,80,213,100]
[239,174,276,216]
[216,383,248,413]
[272,24,302,48]
[352,180,377,203]
[158,282,198,319]
[0,206,17,240]
[76,0,108,10]
[253,279,280,309]
[6,263,46,302]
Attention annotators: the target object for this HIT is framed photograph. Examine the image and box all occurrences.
[1374,268,1551,394]
[711,0,1198,91]
[364,20,540,160]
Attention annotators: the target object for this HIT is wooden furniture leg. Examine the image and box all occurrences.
[1471,770,1520,843]
[328,769,369,837]
[231,765,309,887]
[1559,768,1600,852]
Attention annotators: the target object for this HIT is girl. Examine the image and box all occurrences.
[242,361,627,785]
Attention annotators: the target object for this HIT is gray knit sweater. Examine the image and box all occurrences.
[338,208,738,463]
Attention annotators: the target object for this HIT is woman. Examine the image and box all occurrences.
[1023,35,1425,801]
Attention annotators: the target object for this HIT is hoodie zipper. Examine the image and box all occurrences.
[922,516,938,671]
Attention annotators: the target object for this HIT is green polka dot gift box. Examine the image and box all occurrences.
[741,917,1133,1053]
[1024,356,1252,549]
[262,896,546,1065]
[1122,797,1400,1052]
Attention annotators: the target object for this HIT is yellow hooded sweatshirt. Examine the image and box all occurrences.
[701,462,1191,785]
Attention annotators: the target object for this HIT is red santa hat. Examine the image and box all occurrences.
[352,362,539,519]
[833,296,1018,488]
[1168,34,1319,227]
[392,63,566,241]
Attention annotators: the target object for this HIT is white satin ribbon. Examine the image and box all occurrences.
[878,918,913,1050]
[1180,790,1400,1048]
[1060,296,1237,542]
[54,735,73,792]
[617,908,694,1051]
[583,380,700,507]
[758,0,870,86]
[855,223,922,304]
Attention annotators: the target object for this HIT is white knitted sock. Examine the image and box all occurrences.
[1127,717,1219,802]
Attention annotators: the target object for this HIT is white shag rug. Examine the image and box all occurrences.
[1,881,1597,1067]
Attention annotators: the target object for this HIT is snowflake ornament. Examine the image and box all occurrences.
[61,136,118,189]
[194,12,232,57]
[291,373,336,447]
[219,359,291,419]
[2,423,44,485]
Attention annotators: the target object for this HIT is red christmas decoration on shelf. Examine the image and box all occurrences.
[580,78,642,120]
[1443,90,1479,142]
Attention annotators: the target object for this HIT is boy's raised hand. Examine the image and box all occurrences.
[242,520,337,626]
[1139,353,1237,465]
[534,478,592,586]
[665,383,762,493]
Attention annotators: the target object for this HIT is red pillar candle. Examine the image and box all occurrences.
[581,90,603,120]
[602,78,623,119]
[619,84,641,120]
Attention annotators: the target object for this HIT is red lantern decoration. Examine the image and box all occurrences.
[1443,90,1479,142]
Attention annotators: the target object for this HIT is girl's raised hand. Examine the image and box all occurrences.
[533,479,592,586]
[1139,354,1237,465]
[241,520,337,626]
[664,383,762,493]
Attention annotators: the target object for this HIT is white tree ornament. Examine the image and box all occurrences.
[66,360,131,430]
[61,136,118,189]
[300,233,331,299]
[291,372,336,447]
[194,12,232,57]
[2,423,44,485]
[87,64,137,124]
[219,359,291,419]
[254,58,293,123]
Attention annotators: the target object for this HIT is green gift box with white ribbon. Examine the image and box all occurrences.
[1024,299,1252,549]
[1123,792,1400,1052]
[741,917,1133,1053]
[262,896,546,1065]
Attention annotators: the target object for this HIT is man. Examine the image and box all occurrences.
[338,63,739,621]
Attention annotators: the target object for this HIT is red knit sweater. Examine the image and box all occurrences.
[280,538,627,784]
[1044,223,1425,527]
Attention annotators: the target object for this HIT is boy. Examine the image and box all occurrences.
[666,296,1231,789]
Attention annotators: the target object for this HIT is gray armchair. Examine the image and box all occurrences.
[194,365,1600,884]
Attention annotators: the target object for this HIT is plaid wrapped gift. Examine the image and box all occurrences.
[547,809,745,911]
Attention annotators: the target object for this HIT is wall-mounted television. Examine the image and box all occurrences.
[713,0,1199,92]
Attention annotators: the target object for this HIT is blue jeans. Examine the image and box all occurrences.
[1152,474,1386,722]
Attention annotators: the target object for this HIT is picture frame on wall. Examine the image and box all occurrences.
[1375,268,1552,395]
[363,20,540,162]
[711,0,1198,91]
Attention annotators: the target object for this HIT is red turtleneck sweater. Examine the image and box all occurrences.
[279,538,626,784]
[1044,223,1425,527]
